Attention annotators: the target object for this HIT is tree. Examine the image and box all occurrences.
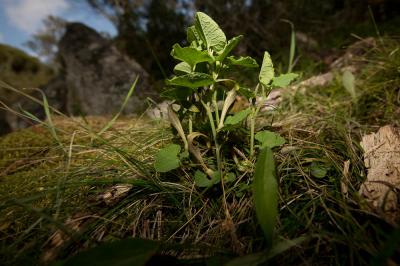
[25,16,66,65]
[87,0,190,79]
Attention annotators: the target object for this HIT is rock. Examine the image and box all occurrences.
[359,125,400,224]
[0,23,157,135]
[53,22,157,116]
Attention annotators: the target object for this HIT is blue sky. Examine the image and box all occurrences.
[0,0,116,54]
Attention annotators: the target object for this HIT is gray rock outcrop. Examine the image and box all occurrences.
[53,22,156,115]
[0,22,157,135]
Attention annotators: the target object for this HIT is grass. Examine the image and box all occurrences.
[1,37,399,265]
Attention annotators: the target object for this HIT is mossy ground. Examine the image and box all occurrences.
[1,38,399,265]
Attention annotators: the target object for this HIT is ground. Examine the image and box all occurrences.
[0,37,399,265]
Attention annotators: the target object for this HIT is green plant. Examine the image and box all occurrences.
[154,12,298,245]
[154,11,297,179]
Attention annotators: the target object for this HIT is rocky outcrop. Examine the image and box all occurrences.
[0,22,157,135]
[53,22,156,115]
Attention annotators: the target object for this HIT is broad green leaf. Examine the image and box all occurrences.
[187,25,201,44]
[271,73,298,88]
[342,70,356,99]
[259,51,274,87]
[161,87,193,101]
[255,131,286,149]
[63,238,159,266]
[224,108,252,125]
[195,12,226,52]
[194,170,220,187]
[171,44,214,67]
[216,35,243,61]
[166,72,214,88]
[227,56,259,68]
[173,62,192,74]
[310,162,328,178]
[253,147,278,247]
[154,144,181,172]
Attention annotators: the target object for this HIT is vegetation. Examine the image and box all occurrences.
[1,9,400,266]
[87,0,400,79]
[0,44,55,105]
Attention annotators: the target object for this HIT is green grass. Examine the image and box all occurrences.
[1,37,399,265]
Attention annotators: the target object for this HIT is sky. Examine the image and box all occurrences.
[0,0,117,55]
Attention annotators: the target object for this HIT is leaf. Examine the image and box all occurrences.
[216,35,243,61]
[171,44,214,67]
[227,56,259,68]
[167,72,214,88]
[310,162,328,178]
[194,170,220,187]
[187,132,213,176]
[154,144,181,172]
[281,20,296,73]
[255,130,286,148]
[342,70,356,99]
[195,12,226,52]
[218,88,237,129]
[259,51,274,87]
[266,236,307,259]
[224,108,252,125]
[224,172,236,183]
[187,25,201,44]
[173,62,192,74]
[188,104,200,112]
[271,73,298,88]
[253,147,278,247]
[225,236,307,266]
[237,87,255,99]
[168,107,188,151]
[62,238,159,266]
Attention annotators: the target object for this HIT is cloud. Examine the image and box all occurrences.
[0,32,3,42]
[4,0,69,33]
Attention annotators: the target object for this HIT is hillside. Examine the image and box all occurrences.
[0,34,399,265]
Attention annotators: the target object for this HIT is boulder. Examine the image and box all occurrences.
[0,23,157,135]
[53,22,156,115]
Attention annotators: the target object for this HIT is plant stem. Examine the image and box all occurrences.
[188,114,193,134]
[212,89,220,126]
[250,85,261,159]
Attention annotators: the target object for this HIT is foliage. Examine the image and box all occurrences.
[1,38,400,265]
[252,147,278,247]
[153,12,296,254]
[0,44,54,94]
[25,15,66,64]
[88,0,188,79]
[154,12,296,188]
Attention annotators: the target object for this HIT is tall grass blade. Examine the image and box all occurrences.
[99,77,139,135]
[281,20,296,73]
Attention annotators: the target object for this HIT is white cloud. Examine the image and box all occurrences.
[4,0,69,33]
